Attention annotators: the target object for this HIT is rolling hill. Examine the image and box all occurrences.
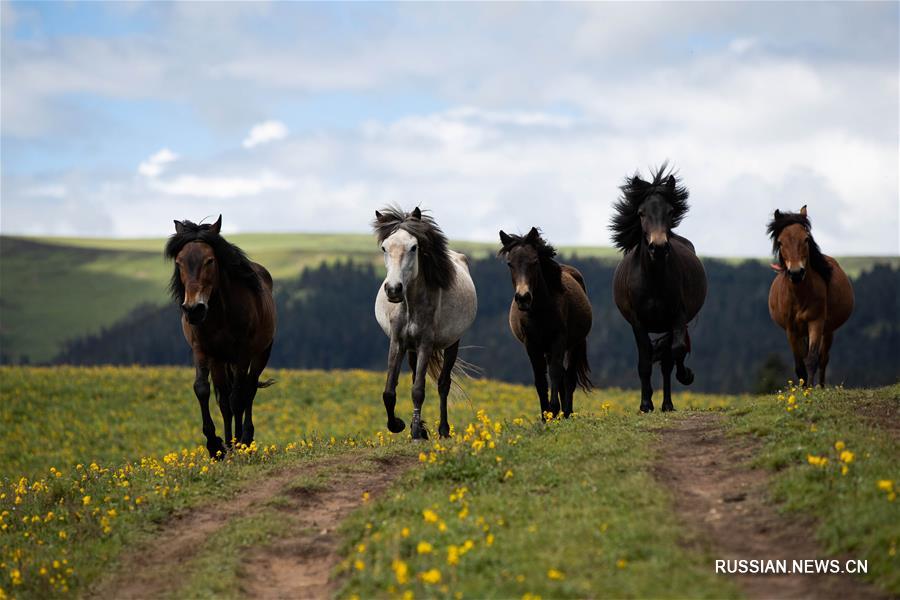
[0,233,894,364]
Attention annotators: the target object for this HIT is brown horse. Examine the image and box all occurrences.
[767,206,853,386]
[165,215,277,457]
[499,227,592,419]
[610,165,706,413]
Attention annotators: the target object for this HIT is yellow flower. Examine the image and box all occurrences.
[447,545,460,566]
[486,533,495,546]
[361,491,370,502]
[617,558,628,569]
[419,568,442,584]
[423,509,439,523]
[401,527,410,538]
[356,543,366,553]
[547,568,564,580]
[877,480,894,492]
[353,559,365,571]
[402,591,414,600]
[834,440,845,451]
[82,495,91,505]
[807,454,828,467]
[438,520,447,532]
[840,450,854,464]
[504,470,514,480]
[417,541,433,554]
[392,559,409,584]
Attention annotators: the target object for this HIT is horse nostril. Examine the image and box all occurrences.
[384,282,402,296]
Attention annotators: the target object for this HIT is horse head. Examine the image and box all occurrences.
[376,207,421,303]
[771,205,811,283]
[172,215,222,324]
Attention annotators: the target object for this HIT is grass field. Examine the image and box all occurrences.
[0,366,896,598]
[3,233,895,364]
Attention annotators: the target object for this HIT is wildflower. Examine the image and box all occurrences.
[877,480,894,492]
[617,558,628,569]
[447,545,460,565]
[401,527,410,538]
[82,495,91,505]
[419,568,442,584]
[357,543,366,554]
[486,533,495,546]
[438,521,447,532]
[807,455,828,467]
[392,559,409,584]
[361,491,370,502]
[354,559,365,571]
[504,469,514,480]
[840,450,854,464]
[547,568,564,580]
[417,541,433,554]
[423,509,439,523]
[834,440,845,451]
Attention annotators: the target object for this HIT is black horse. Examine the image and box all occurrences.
[610,164,706,412]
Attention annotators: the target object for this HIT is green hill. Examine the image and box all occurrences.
[0,233,894,363]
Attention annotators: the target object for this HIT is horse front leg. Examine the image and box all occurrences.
[437,341,459,438]
[410,339,433,440]
[632,324,654,413]
[660,341,675,412]
[382,338,406,433]
[547,339,566,418]
[805,319,825,387]
[786,328,809,385]
[526,345,550,420]
[194,362,225,459]
[211,363,233,450]
[819,331,834,387]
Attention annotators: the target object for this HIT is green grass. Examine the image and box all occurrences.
[338,411,740,599]
[725,383,900,594]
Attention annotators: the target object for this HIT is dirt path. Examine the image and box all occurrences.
[655,413,882,600]
[94,451,414,600]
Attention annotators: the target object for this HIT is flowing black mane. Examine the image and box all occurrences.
[766,210,832,282]
[610,163,690,252]
[164,220,262,301]
[372,206,455,290]
[498,229,564,292]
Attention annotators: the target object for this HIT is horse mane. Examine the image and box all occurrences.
[610,162,690,252]
[372,206,455,290]
[498,229,564,292]
[164,220,262,301]
[766,210,833,282]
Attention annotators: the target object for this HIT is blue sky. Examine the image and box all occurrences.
[2,1,897,256]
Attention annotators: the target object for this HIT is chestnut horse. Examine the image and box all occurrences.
[499,228,592,419]
[610,165,706,413]
[767,206,853,386]
[165,216,277,457]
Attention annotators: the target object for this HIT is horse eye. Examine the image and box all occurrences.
[204,258,215,265]
[410,245,417,252]
[506,261,512,268]
[638,210,645,217]
[381,246,386,252]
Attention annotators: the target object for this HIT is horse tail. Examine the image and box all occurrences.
[426,349,481,386]
[257,378,276,388]
[570,338,593,393]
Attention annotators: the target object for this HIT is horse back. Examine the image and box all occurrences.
[824,256,854,330]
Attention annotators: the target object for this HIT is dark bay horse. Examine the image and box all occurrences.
[767,206,853,386]
[610,165,706,412]
[499,228,592,419]
[373,207,477,439]
[165,215,277,457]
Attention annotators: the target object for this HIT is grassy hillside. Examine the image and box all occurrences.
[0,367,896,598]
[0,233,894,363]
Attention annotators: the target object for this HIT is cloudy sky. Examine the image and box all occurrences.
[2,1,897,256]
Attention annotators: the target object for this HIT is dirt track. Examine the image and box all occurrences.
[655,412,883,599]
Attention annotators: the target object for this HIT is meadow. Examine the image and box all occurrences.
[1,366,896,599]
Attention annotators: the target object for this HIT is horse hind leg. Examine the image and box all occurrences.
[787,329,809,385]
[239,343,274,446]
[818,331,834,387]
[673,328,694,386]
[436,341,459,438]
[660,344,675,412]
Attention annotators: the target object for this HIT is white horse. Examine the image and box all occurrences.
[373,207,477,439]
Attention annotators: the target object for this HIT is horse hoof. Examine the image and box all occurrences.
[661,404,675,412]
[438,423,450,438]
[412,425,429,440]
[639,404,654,413]
[676,368,694,385]
[388,418,406,434]
[207,437,226,460]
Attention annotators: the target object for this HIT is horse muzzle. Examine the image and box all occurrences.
[182,302,208,325]
[647,240,670,261]
[384,282,404,303]
[514,291,533,312]
[789,267,806,283]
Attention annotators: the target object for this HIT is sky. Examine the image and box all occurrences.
[1,1,898,257]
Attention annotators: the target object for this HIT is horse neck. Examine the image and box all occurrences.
[402,269,437,320]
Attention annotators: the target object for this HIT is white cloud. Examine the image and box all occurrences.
[23,184,67,199]
[137,148,178,178]
[150,171,294,198]
[242,120,288,149]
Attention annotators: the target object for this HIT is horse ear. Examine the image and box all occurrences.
[799,205,807,217]
[174,220,187,234]
[667,174,676,190]
[499,230,513,246]
[375,210,384,221]
[774,209,782,219]
[411,207,422,220]
[210,214,222,235]
[525,227,540,242]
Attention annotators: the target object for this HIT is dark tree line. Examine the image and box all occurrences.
[55,258,899,394]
